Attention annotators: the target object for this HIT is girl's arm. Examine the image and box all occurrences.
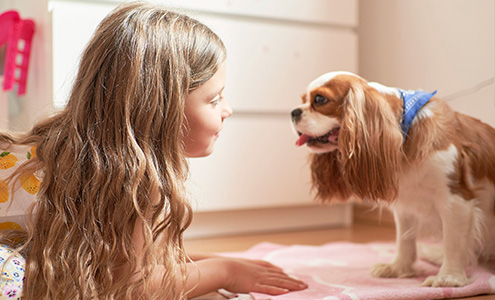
[133,219,307,298]
[187,252,219,261]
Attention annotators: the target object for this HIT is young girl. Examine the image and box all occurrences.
[0,2,307,299]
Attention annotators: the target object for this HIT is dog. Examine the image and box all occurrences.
[291,71,495,287]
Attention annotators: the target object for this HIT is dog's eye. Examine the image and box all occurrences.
[313,95,329,106]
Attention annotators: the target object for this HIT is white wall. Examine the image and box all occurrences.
[358,0,494,126]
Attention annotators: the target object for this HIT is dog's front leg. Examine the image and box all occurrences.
[371,209,418,278]
[421,195,473,287]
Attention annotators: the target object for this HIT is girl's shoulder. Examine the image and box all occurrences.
[0,144,40,230]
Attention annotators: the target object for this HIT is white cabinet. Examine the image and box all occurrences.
[47,0,357,236]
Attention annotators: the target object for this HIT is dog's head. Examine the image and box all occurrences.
[291,71,358,153]
[291,71,404,202]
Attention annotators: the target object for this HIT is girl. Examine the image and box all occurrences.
[0,2,307,299]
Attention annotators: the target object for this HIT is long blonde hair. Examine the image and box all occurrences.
[0,2,226,299]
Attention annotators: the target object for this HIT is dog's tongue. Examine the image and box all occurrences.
[329,129,340,144]
[296,134,310,146]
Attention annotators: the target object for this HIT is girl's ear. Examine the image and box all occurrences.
[337,83,403,202]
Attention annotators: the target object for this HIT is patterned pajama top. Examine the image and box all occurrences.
[0,144,41,300]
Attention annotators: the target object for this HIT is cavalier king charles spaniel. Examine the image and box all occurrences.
[291,71,495,287]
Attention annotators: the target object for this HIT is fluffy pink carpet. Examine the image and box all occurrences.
[223,242,495,300]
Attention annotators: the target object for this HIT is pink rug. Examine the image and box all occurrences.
[223,242,495,300]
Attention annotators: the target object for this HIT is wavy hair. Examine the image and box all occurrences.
[0,2,226,299]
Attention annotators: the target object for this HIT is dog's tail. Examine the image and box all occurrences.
[417,242,444,266]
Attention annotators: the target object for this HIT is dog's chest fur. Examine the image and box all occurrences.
[394,145,457,216]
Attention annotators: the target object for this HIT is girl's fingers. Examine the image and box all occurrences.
[253,278,307,296]
[225,258,308,295]
[254,284,290,295]
[262,273,308,291]
[267,269,306,284]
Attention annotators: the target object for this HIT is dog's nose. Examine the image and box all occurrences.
[291,108,302,122]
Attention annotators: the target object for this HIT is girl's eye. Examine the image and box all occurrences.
[210,94,222,106]
[313,95,329,106]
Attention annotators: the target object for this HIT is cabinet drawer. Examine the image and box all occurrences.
[92,0,357,26]
[197,15,357,112]
[159,0,357,27]
[187,115,314,211]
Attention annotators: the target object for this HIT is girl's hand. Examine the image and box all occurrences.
[185,257,307,298]
[222,257,308,295]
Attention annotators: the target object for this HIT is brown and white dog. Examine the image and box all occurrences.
[291,71,495,287]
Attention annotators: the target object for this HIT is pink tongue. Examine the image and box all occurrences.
[296,134,311,146]
[329,132,339,144]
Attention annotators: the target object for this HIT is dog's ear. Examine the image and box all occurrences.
[338,82,403,202]
[310,151,353,202]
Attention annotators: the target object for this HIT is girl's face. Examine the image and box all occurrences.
[183,62,232,157]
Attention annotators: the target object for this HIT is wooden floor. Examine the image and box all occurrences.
[185,223,494,300]
[185,223,395,252]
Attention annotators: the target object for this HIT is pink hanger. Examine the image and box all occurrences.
[0,10,35,96]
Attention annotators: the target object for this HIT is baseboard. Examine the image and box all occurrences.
[185,203,352,239]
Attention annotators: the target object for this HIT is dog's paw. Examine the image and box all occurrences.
[421,273,470,287]
[371,263,416,278]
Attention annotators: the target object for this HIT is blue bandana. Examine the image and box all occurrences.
[399,89,437,140]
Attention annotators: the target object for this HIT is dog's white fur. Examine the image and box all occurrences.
[292,71,495,287]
